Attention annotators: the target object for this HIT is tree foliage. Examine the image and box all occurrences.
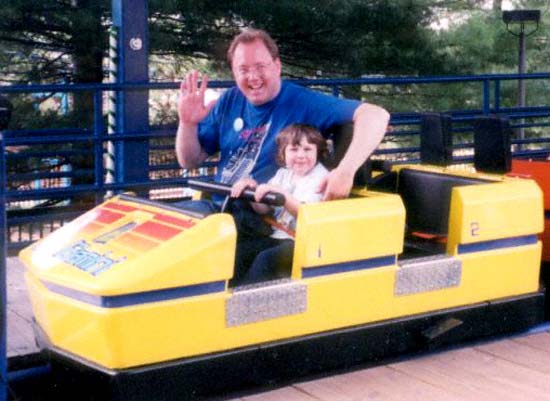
[1,0,449,86]
[0,0,107,84]
[1,0,548,119]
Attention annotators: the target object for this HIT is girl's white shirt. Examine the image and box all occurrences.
[268,163,329,240]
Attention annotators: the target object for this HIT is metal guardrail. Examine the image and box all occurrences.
[1,73,550,251]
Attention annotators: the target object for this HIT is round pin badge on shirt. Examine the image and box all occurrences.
[233,117,244,132]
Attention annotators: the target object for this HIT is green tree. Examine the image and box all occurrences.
[0,0,107,84]
[2,1,448,85]
[148,0,447,78]
[0,0,108,126]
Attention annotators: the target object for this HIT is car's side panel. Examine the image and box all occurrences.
[293,194,405,275]
[19,170,545,371]
[447,179,543,250]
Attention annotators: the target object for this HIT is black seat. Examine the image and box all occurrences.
[398,168,488,236]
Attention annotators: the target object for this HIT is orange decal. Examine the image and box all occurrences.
[81,222,105,235]
[115,233,158,252]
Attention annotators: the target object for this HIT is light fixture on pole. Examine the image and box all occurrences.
[502,10,540,146]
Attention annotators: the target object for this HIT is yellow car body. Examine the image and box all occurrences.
[19,165,544,377]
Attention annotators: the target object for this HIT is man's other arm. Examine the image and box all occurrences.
[320,102,390,200]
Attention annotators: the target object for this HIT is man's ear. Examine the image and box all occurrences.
[274,58,282,74]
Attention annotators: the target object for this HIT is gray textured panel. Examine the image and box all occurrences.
[395,255,462,296]
[226,279,307,327]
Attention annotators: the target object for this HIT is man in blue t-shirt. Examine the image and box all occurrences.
[176,28,390,204]
[175,28,390,284]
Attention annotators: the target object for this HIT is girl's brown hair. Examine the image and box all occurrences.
[275,124,328,166]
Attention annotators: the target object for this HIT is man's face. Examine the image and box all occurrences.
[231,39,282,106]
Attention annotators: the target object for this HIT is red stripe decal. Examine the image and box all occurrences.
[105,203,137,213]
[154,214,196,229]
[134,221,181,240]
[96,209,124,224]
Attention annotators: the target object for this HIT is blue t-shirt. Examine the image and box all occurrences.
[198,81,360,184]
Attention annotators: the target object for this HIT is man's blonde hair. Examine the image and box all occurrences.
[227,28,280,66]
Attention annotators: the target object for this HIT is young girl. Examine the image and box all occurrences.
[230,124,329,285]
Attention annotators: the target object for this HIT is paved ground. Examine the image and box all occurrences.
[6,256,39,357]
[221,330,550,401]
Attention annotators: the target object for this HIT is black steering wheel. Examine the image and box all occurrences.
[186,179,286,209]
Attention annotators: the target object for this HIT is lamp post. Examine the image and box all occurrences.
[502,10,540,146]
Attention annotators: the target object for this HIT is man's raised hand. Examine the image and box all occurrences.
[178,71,216,125]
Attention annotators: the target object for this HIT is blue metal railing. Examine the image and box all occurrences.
[1,72,550,397]
[1,73,550,251]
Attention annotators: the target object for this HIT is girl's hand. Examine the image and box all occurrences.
[254,184,285,203]
[230,178,257,198]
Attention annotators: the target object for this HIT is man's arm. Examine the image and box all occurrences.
[175,71,216,169]
[175,122,208,168]
[320,102,390,200]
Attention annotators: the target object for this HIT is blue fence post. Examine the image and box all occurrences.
[1,130,7,401]
[494,79,501,113]
[482,79,491,115]
[112,0,150,190]
[94,90,106,203]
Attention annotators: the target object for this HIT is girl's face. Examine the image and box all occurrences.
[284,137,318,177]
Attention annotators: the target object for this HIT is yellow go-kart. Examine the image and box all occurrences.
[19,164,545,400]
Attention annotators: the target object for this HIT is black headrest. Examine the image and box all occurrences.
[420,113,453,166]
[325,123,354,169]
[326,123,394,187]
[473,116,511,174]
